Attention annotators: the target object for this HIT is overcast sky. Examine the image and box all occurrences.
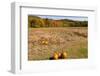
[37,15,88,21]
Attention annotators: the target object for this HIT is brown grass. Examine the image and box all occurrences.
[28,27,88,60]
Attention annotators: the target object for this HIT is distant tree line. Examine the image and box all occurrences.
[28,15,88,28]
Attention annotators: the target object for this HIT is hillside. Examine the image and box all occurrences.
[28,15,88,28]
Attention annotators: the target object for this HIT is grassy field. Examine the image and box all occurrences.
[28,27,88,60]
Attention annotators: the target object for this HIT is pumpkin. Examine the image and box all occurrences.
[53,52,59,60]
[62,52,67,59]
[45,41,48,44]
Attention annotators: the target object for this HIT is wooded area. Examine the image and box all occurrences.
[28,15,88,28]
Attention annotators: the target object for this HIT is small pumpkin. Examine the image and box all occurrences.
[53,52,59,60]
[42,41,45,44]
[62,52,67,59]
[45,41,48,44]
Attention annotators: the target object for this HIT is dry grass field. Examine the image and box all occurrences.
[28,27,88,60]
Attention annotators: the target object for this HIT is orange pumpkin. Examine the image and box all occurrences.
[53,52,59,60]
[62,52,67,59]
[45,41,48,45]
[42,41,45,44]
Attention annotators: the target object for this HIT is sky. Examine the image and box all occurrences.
[37,15,88,21]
